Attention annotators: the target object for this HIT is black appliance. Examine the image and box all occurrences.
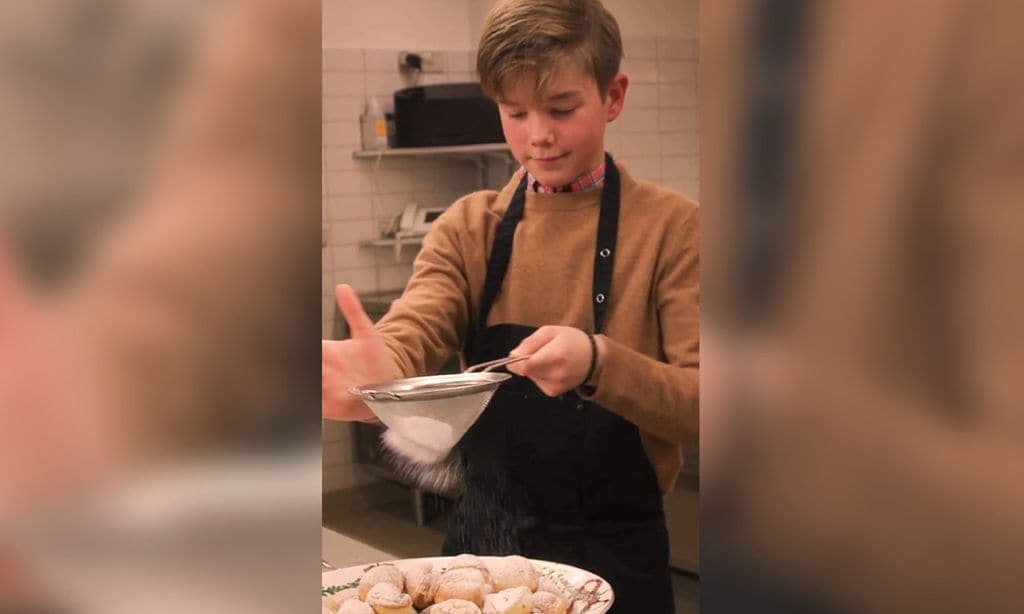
[393,82,505,148]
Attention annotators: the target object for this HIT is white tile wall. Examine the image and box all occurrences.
[323,72,365,97]
[322,39,698,493]
[322,48,364,72]
[659,84,697,108]
[622,59,660,84]
[656,37,698,60]
[322,47,511,346]
[622,36,658,60]
[613,36,699,193]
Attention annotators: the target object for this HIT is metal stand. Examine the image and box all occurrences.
[411,487,427,526]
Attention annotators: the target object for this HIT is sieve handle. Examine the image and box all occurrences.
[349,387,403,401]
[465,354,532,373]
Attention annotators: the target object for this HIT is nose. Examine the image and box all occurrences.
[527,115,555,147]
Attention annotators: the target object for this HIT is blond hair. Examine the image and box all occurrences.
[476,0,623,101]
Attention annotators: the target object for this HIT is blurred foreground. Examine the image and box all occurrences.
[702,1,1024,613]
[1,0,321,612]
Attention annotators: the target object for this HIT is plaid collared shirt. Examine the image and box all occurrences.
[522,159,606,193]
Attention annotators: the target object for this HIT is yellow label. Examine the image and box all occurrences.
[374,119,387,137]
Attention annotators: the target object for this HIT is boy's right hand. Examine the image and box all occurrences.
[322,284,397,421]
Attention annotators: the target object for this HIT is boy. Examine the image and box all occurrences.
[323,0,698,610]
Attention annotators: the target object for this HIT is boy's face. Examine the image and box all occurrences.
[496,61,628,188]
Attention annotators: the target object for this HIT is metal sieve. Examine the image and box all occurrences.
[347,355,529,464]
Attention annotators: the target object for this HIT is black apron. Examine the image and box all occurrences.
[442,153,675,613]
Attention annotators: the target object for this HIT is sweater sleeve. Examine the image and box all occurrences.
[374,197,478,378]
[580,204,700,446]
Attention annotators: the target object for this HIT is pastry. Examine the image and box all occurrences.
[434,582,486,608]
[436,565,489,606]
[481,586,532,614]
[434,569,487,608]
[324,587,360,612]
[439,565,489,587]
[364,582,415,614]
[530,591,567,614]
[487,556,537,592]
[337,599,374,614]
[448,553,491,583]
[429,599,484,614]
[357,564,405,601]
[402,560,441,609]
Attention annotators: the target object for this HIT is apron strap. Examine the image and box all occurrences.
[592,152,619,333]
[477,172,529,327]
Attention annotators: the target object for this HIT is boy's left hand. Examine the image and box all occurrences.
[506,326,602,396]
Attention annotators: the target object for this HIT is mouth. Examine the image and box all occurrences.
[530,153,568,164]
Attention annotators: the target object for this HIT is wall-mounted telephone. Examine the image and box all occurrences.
[382,203,447,238]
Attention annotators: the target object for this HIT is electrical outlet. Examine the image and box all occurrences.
[398,50,445,74]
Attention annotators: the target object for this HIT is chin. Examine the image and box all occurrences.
[533,173,570,187]
[527,167,575,188]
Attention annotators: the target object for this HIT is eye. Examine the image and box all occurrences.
[506,110,526,119]
[551,107,576,116]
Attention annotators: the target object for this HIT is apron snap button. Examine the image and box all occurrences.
[595,293,605,303]
[575,402,585,411]
[600,248,611,258]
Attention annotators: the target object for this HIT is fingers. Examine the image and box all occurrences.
[507,326,591,396]
[322,393,375,421]
[335,283,375,338]
[321,338,376,421]
[507,326,558,378]
[509,326,559,357]
[322,387,375,421]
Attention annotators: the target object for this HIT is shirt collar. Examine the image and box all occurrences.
[522,158,606,193]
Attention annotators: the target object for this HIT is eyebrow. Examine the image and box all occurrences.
[546,90,583,102]
[498,90,584,106]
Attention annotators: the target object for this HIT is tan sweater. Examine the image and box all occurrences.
[376,163,699,493]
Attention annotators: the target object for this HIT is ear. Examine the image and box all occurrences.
[605,73,629,122]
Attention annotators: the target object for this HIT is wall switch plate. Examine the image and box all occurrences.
[398,50,445,73]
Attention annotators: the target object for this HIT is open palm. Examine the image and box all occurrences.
[321,284,397,421]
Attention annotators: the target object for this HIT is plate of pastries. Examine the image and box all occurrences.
[322,553,613,614]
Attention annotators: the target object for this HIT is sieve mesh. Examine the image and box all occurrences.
[349,356,527,466]
[360,388,498,463]
[350,372,512,465]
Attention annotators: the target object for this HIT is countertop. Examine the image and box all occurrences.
[322,527,396,570]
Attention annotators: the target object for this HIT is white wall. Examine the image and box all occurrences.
[604,0,698,39]
[324,0,474,49]
[466,0,698,44]
[326,1,699,50]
